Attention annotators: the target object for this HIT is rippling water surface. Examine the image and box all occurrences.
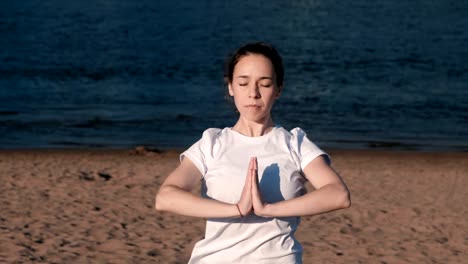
[0,0,467,151]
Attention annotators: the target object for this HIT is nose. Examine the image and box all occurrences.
[248,84,261,99]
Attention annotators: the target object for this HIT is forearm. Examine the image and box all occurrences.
[155,185,240,218]
[260,183,351,218]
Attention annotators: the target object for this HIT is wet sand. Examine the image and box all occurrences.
[0,149,467,263]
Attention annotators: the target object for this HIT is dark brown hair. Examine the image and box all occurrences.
[224,42,284,90]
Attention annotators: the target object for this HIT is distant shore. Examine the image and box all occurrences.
[0,149,467,263]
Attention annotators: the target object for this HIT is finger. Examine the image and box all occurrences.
[246,164,252,188]
[252,157,258,183]
[251,157,261,197]
[246,157,253,179]
[243,158,254,191]
[246,158,252,180]
[251,161,257,188]
[244,170,251,190]
[256,159,259,183]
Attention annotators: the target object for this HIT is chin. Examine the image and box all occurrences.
[241,112,269,122]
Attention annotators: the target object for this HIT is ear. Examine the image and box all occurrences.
[228,83,234,96]
[275,86,282,98]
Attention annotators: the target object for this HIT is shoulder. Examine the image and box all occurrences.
[205,127,223,133]
[272,126,308,136]
[270,126,312,152]
[288,127,320,145]
[180,128,225,175]
[200,127,222,138]
[199,127,229,143]
[288,127,307,138]
[286,127,331,167]
[194,127,234,150]
[272,126,309,143]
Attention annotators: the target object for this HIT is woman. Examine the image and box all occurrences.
[155,42,351,263]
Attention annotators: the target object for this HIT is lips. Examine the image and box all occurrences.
[245,104,261,109]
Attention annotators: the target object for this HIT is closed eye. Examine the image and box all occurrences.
[260,81,273,87]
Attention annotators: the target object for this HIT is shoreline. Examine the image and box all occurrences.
[1,149,467,263]
[0,146,467,154]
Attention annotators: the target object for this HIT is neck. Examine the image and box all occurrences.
[232,115,275,137]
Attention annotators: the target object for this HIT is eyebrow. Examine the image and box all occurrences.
[236,76,273,80]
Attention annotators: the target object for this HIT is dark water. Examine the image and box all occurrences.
[1,0,467,151]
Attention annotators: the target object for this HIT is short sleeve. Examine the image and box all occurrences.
[290,127,331,170]
[180,128,220,177]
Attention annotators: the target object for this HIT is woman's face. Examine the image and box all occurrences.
[228,54,281,123]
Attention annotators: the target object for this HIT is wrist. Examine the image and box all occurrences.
[235,203,244,217]
[255,203,273,217]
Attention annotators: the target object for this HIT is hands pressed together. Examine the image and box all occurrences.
[236,157,269,218]
[157,153,350,219]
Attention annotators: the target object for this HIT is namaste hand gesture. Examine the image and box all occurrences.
[236,157,268,217]
[158,153,349,219]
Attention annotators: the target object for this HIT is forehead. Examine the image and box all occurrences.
[233,54,275,77]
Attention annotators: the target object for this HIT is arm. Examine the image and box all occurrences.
[155,157,253,218]
[252,155,351,218]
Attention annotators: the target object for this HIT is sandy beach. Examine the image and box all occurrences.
[0,148,467,263]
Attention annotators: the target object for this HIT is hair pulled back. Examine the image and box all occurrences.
[224,42,284,90]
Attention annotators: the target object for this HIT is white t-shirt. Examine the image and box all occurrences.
[181,126,330,264]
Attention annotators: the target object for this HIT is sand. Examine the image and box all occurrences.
[0,148,467,263]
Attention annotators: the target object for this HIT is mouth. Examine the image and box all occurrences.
[245,104,261,109]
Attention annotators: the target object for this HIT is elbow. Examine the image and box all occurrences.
[155,193,162,211]
[338,187,351,209]
[154,195,163,211]
[329,183,351,209]
[155,188,168,212]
